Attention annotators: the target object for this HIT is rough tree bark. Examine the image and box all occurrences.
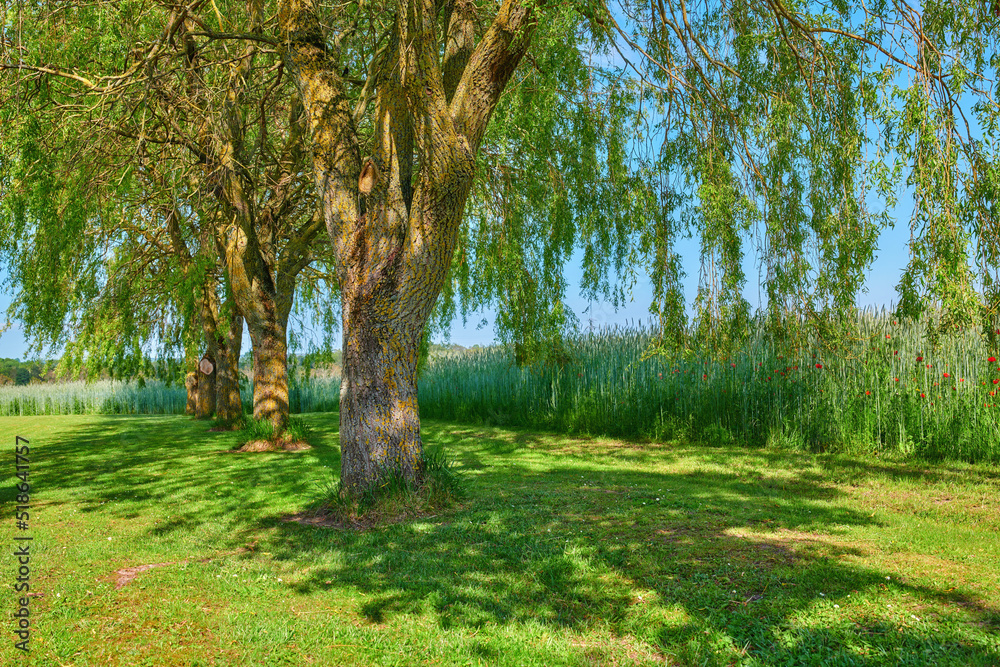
[195,349,217,419]
[185,371,198,415]
[223,222,310,431]
[248,310,289,429]
[214,301,244,424]
[278,0,536,492]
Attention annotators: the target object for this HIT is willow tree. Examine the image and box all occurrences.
[0,105,245,419]
[0,1,338,430]
[620,0,1000,343]
[273,0,1000,491]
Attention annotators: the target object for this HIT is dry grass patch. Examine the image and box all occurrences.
[234,439,312,452]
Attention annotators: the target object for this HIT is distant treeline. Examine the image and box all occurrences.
[0,358,52,386]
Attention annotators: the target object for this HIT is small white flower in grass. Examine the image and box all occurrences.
[277,578,282,582]
[911,615,919,620]
[833,604,840,609]
[886,576,891,580]
[819,592,825,597]
[107,537,112,541]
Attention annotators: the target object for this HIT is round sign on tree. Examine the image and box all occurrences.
[199,356,215,376]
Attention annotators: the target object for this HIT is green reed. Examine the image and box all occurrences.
[418,308,1000,463]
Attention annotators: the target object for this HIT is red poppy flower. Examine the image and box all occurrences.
[815,363,823,369]
[990,356,997,363]
[993,379,999,385]
[916,356,924,362]
[894,378,899,382]
[920,393,926,398]
[943,373,950,378]
[865,390,871,395]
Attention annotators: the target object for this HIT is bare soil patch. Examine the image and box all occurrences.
[283,505,448,531]
[113,562,179,589]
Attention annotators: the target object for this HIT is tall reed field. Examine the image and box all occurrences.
[0,380,188,416]
[419,309,1000,463]
[0,373,342,417]
[0,377,336,417]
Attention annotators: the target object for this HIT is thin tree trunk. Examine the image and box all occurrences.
[195,343,217,419]
[185,372,198,415]
[215,303,244,424]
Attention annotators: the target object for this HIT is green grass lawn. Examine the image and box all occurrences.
[1,413,998,666]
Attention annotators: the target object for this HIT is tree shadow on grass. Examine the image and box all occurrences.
[0,413,345,537]
[2,414,996,665]
[260,426,998,665]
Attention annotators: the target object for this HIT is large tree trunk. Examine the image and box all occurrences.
[223,226,296,433]
[248,313,289,431]
[215,303,244,424]
[339,291,425,488]
[279,0,536,493]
